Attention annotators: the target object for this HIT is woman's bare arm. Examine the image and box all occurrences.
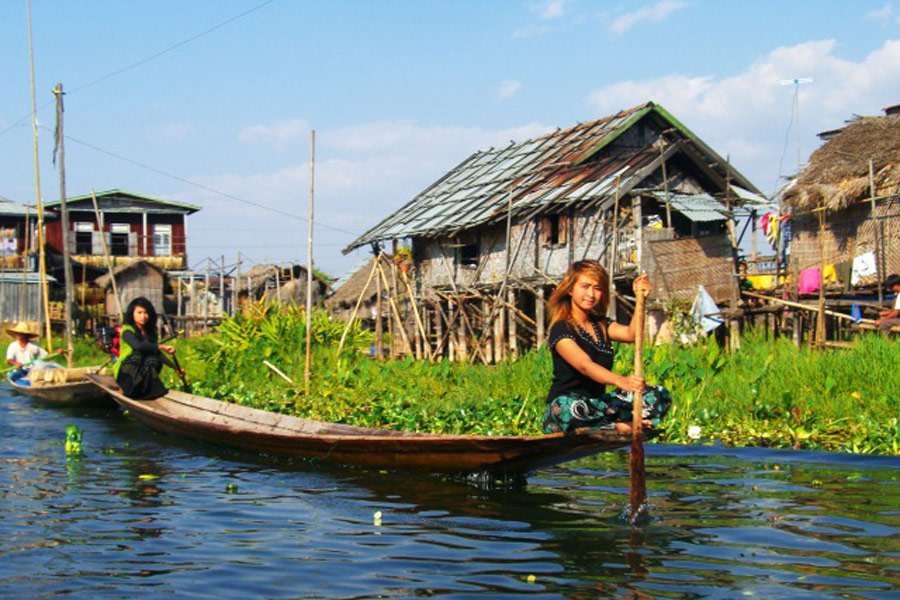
[556,338,644,392]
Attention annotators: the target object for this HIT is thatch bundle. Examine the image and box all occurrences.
[327,255,393,310]
[783,114,900,211]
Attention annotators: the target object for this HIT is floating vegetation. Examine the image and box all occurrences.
[171,305,900,455]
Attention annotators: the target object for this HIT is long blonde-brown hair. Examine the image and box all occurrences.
[547,260,610,334]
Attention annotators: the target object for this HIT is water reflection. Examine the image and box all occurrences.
[1,387,899,599]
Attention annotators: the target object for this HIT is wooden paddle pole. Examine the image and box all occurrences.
[629,281,647,524]
[304,129,315,394]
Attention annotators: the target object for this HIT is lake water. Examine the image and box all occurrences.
[1,386,898,600]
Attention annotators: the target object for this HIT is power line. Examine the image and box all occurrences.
[57,128,363,237]
[1,0,276,138]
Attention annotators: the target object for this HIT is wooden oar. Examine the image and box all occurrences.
[629,290,647,524]
[169,352,192,394]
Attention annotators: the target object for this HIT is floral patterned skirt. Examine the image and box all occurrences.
[542,386,672,434]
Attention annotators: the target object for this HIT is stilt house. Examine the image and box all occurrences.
[781,105,900,288]
[344,102,766,362]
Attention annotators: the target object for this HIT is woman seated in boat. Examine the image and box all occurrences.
[543,260,671,435]
[6,321,50,382]
[114,297,183,399]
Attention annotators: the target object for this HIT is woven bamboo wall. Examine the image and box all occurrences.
[789,197,900,281]
[644,235,734,304]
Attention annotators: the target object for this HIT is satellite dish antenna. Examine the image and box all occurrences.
[779,78,813,171]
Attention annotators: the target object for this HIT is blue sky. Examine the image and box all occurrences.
[2,0,899,278]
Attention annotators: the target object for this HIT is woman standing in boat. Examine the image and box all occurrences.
[114,297,183,399]
[543,260,670,434]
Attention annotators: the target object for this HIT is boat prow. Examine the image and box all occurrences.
[87,374,645,474]
[7,366,115,406]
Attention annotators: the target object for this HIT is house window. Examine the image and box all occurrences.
[74,222,93,255]
[110,224,130,256]
[459,243,479,267]
[541,214,567,246]
[153,224,172,256]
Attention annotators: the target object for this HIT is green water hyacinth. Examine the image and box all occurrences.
[174,306,900,455]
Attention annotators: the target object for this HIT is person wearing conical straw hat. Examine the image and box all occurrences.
[6,322,48,381]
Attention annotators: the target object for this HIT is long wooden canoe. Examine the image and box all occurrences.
[87,374,642,474]
[7,369,114,407]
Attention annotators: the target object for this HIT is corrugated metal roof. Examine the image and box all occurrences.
[652,192,727,222]
[43,189,201,214]
[0,198,29,217]
[344,102,763,253]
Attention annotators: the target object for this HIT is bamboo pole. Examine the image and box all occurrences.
[742,290,874,323]
[816,202,826,344]
[91,191,123,323]
[53,84,75,366]
[375,257,383,360]
[400,271,432,359]
[869,159,883,308]
[376,261,413,354]
[263,360,294,384]
[336,254,380,356]
[659,139,671,227]
[27,1,52,349]
[220,255,225,316]
[609,177,620,318]
[204,259,210,334]
[305,130,315,393]
[234,251,241,317]
[19,204,29,321]
[275,262,281,303]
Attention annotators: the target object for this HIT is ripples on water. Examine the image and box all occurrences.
[1,389,898,599]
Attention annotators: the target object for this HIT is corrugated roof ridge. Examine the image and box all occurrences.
[44,188,202,211]
[342,101,660,252]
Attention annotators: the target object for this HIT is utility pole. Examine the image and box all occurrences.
[53,83,75,366]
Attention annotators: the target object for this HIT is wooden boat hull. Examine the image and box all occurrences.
[87,374,639,474]
[7,375,114,406]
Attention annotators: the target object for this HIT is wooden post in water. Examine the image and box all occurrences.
[53,83,75,366]
[305,130,315,393]
[629,278,647,524]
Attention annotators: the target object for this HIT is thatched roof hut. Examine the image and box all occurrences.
[236,263,329,306]
[326,255,393,316]
[783,113,900,212]
[782,108,900,285]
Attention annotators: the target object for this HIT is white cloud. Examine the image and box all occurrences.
[147,122,196,143]
[865,3,894,22]
[609,0,689,37]
[497,80,522,100]
[586,38,900,194]
[534,0,565,20]
[237,118,308,151]
[180,120,555,275]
